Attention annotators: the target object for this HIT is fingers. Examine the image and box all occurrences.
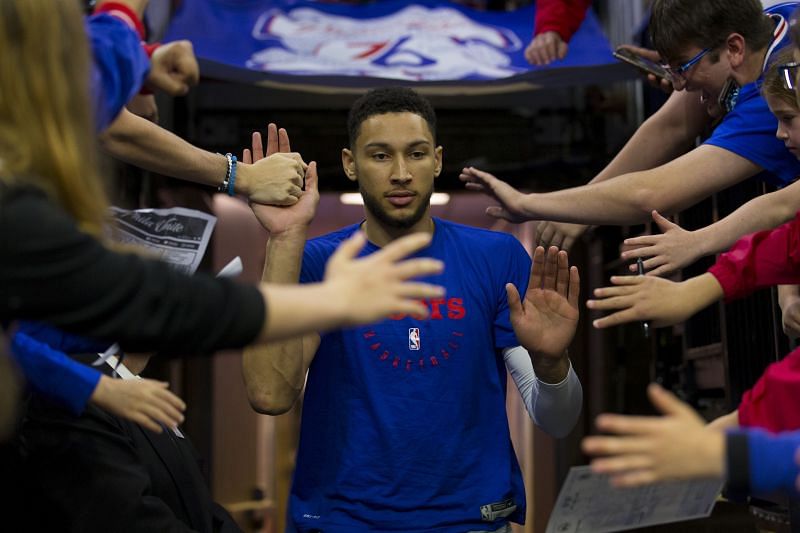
[568,266,580,309]
[646,383,696,418]
[538,224,556,248]
[607,470,658,488]
[562,235,576,252]
[265,123,279,157]
[555,250,570,296]
[395,280,448,299]
[371,232,434,264]
[252,131,264,162]
[529,246,546,288]
[485,206,514,221]
[304,161,319,193]
[505,283,523,317]
[389,258,447,284]
[591,308,640,329]
[133,413,164,434]
[279,128,291,152]
[583,435,651,456]
[589,455,655,476]
[586,294,634,312]
[542,246,559,291]
[459,166,498,187]
[595,412,666,435]
[650,210,676,231]
[331,232,367,264]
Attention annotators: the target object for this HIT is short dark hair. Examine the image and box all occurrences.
[347,87,437,147]
[650,0,773,64]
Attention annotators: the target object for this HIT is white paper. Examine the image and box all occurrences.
[108,206,217,275]
[92,207,220,367]
[546,466,722,533]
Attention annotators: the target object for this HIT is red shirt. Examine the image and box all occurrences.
[708,212,800,302]
[534,0,592,42]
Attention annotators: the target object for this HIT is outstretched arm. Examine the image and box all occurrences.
[99,109,306,206]
[623,180,800,276]
[587,272,723,329]
[582,383,725,487]
[460,145,760,226]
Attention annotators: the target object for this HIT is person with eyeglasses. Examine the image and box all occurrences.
[578,49,800,497]
[460,0,800,257]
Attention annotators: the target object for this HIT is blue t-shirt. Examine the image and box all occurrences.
[705,2,800,187]
[290,218,532,533]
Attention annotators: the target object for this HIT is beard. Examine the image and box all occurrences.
[358,181,433,230]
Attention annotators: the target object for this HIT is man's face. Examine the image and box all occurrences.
[667,45,731,117]
[343,112,442,230]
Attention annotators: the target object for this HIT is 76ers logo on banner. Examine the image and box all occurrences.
[408,328,420,351]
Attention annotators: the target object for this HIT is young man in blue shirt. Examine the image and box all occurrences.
[242,88,583,532]
[461,0,800,254]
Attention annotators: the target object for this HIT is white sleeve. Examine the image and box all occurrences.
[503,345,582,439]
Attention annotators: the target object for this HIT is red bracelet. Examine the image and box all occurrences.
[94,2,146,40]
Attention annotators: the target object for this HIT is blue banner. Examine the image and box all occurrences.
[165,0,633,89]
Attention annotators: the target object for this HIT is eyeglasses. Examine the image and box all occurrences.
[780,61,800,90]
[662,48,711,83]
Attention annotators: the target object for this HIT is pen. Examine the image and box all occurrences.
[636,258,650,337]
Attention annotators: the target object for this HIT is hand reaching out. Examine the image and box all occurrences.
[535,220,587,251]
[621,211,701,277]
[459,166,532,223]
[582,383,724,487]
[323,232,445,325]
[586,272,722,329]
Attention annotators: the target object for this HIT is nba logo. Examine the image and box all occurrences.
[408,328,420,350]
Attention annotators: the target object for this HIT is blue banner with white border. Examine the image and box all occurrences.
[165,0,633,89]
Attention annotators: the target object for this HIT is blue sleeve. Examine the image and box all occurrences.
[87,13,150,132]
[494,238,532,349]
[747,429,800,495]
[704,82,800,187]
[10,331,101,416]
[16,321,110,354]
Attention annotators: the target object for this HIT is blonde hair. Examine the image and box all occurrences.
[0,0,109,235]
[762,46,800,110]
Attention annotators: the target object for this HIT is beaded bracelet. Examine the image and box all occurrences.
[218,153,233,194]
[227,155,238,196]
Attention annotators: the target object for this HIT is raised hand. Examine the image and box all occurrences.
[582,383,724,487]
[324,232,445,325]
[246,124,319,232]
[525,31,568,66]
[508,246,579,358]
[535,220,587,251]
[90,375,186,434]
[459,166,532,223]
[147,40,199,96]
[621,211,701,277]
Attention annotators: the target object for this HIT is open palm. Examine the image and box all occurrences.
[245,124,319,234]
[508,246,580,358]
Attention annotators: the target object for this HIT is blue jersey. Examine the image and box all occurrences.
[291,218,532,532]
[705,2,800,187]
